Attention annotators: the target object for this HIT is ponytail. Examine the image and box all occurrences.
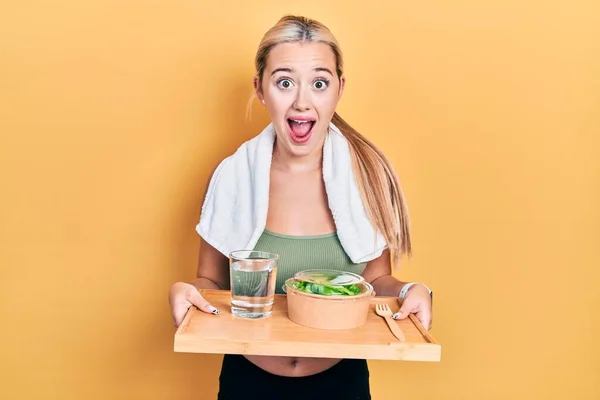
[331,112,412,267]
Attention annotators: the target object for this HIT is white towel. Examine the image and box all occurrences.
[196,122,387,264]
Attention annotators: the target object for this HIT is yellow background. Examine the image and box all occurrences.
[1,1,598,399]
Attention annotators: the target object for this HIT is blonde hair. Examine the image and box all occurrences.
[251,15,412,267]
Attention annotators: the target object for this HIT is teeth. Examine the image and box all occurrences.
[291,120,310,124]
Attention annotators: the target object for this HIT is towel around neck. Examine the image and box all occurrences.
[196,121,387,264]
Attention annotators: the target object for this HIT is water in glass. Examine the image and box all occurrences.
[229,250,278,319]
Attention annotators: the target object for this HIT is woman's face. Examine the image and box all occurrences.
[255,42,345,159]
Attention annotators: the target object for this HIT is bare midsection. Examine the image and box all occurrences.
[254,162,341,377]
[243,355,342,377]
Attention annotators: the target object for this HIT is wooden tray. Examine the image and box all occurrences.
[174,289,441,362]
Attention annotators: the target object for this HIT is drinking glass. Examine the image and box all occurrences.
[229,250,279,319]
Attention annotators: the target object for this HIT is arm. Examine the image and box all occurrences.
[361,249,406,296]
[190,237,230,291]
[362,249,433,330]
[188,160,231,291]
[169,162,231,325]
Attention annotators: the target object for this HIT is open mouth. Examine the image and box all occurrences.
[287,118,316,144]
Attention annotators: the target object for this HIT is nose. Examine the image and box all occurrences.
[293,87,311,111]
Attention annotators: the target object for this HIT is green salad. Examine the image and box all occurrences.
[291,280,362,296]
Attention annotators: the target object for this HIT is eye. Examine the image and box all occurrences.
[277,79,294,89]
[313,79,329,90]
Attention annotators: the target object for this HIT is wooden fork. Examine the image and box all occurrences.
[375,303,406,342]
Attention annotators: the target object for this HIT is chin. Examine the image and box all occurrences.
[288,142,319,157]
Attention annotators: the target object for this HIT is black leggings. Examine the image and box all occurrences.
[217,354,371,400]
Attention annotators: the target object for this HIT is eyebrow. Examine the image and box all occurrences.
[270,67,334,76]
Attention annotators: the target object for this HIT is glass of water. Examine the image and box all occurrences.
[229,250,279,319]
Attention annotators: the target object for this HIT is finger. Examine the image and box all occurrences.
[414,309,432,331]
[392,300,416,320]
[185,289,220,315]
[172,303,192,327]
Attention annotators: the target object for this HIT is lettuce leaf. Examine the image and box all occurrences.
[292,281,362,296]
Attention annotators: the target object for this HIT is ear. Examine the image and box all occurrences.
[337,75,346,100]
[253,76,264,104]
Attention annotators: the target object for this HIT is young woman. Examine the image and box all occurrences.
[169,15,433,400]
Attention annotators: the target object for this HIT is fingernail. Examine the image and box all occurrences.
[211,307,220,315]
[392,313,399,319]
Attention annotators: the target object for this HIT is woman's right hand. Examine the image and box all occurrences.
[169,281,220,327]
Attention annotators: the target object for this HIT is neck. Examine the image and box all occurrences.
[272,138,324,173]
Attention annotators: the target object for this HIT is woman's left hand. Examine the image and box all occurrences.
[392,284,433,330]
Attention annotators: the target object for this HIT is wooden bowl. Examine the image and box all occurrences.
[283,275,375,330]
